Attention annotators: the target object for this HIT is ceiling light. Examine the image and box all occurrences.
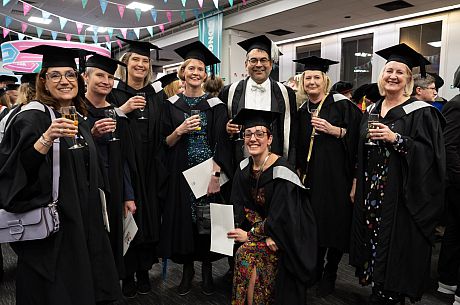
[28,17,52,25]
[126,2,154,12]
[354,52,372,57]
[87,26,108,33]
[427,41,442,48]
[354,69,369,73]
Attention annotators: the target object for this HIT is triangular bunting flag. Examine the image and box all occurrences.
[117,4,125,18]
[180,11,186,22]
[76,22,83,34]
[159,24,164,33]
[36,27,43,38]
[104,35,110,42]
[18,33,25,40]
[65,33,72,41]
[107,27,113,38]
[192,9,200,20]
[5,16,12,27]
[146,26,153,37]
[93,26,99,33]
[99,0,108,14]
[3,0,11,6]
[23,3,32,16]
[164,0,167,2]
[133,28,140,39]
[42,11,51,20]
[51,31,58,40]
[212,0,218,8]
[92,34,98,43]
[198,0,203,8]
[228,0,234,6]
[21,22,28,33]
[181,0,186,7]
[78,35,85,43]
[2,28,10,38]
[120,28,127,39]
[82,0,88,9]
[150,9,157,23]
[242,0,247,4]
[116,39,122,49]
[105,42,111,52]
[135,8,141,21]
[59,17,67,30]
[166,11,172,23]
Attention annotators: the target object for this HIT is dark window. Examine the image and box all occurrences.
[341,34,373,89]
[295,43,321,74]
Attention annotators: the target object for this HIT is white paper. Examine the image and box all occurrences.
[210,203,235,256]
[123,212,138,256]
[182,158,229,199]
[98,188,110,233]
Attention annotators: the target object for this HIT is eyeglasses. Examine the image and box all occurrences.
[423,86,437,91]
[247,58,270,65]
[45,70,78,83]
[243,130,269,139]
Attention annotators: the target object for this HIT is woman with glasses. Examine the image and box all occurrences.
[159,41,232,296]
[227,108,316,305]
[0,45,119,305]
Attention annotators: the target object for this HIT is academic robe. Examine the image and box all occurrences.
[0,103,120,305]
[350,98,446,300]
[158,93,232,260]
[297,93,362,252]
[231,157,317,305]
[85,101,142,278]
[219,77,298,168]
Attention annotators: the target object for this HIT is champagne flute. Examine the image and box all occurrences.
[231,114,243,141]
[191,109,201,131]
[365,113,380,146]
[311,108,320,135]
[104,109,119,142]
[61,106,84,150]
[136,92,148,120]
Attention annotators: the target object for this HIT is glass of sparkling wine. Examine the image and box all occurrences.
[311,108,320,135]
[191,109,201,131]
[136,92,148,120]
[366,113,380,146]
[61,106,84,150]
[104,109,119,142]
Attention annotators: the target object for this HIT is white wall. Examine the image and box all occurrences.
[221,29,252,85]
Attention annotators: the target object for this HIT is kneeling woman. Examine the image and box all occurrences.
[227,109,317,305]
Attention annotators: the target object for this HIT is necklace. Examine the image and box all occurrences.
[253,152,271,201]
[306,100,318,114]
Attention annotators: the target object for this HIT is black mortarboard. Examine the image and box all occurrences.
[117,36,161,58]
[364,83,382,103]
[375,43,431,77]
[427,72,444,90]
[331,81,353,94]
[6,83,19,91]
[293,56,339,73]
[232,108,280,131]
[152,64,163,73]
[237,35,282,62]
[22,45,94,73]
[352,83,369,103]
[17,73,37,85]
[0,75,18,83]
[174,41,220,66]
[86,54,126,75]
[157,73,178,88]
[0,87,6,97]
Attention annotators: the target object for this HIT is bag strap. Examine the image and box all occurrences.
[44,105,60,203]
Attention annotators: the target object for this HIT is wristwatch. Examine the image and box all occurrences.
[393,132,402,144]
[211,171,221,177]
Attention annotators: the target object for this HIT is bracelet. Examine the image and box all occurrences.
[42,133,53,144]
[338,127,342,139]
[39,135,52,148]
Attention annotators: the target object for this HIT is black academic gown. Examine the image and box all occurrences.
[219,77,298,168]
[350,98,446,300]
[158,93,232,261]
[0,103,120,305]
[297,93,362,252]
[85,101,142,278]
[231,157,317,305]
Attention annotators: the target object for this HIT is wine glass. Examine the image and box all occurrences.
[311,108,320,136]
[191,109,201,131]
[365,113,380,146]
[61,106,84,150]
[230,114,243,141]
[104,109,119,142]
[136,92,148,120]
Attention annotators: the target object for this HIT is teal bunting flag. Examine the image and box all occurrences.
[229,0,234,7]
[36,27,43,38]
[5,16,12,27]
[99,0,108,14]
[107,27,113,38]
[3,0,11,6]
[92,34,98,43]
[51,31,58,40]
[82,0,88,9]
[180,10,186,22]
[18,33,25,40]
[135,8,142,21]
[181,0,186,6]
[133,28,140,38]
[146,26,153,36]
[150,9,157,23]
[59,17,67,30]
[78,35,85,43]
[42,11,51,20]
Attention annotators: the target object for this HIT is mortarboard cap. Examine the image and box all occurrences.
[331,81,353,94]
[0,87,6,97]
[117,36,161,58]
[0,75,18,83]
[86,54,126,75]
[174,41,220,66]
[427,72,444,90]
[152,64,163,73]
[352,83,369,104]
[364,83,382,103]
[6,83,19,91]
[293,56,339,73]
[376,43,431,77]
[156,73,178,88]
[232,108,280,131]
[16,73,37,85]
[237,35,281,63]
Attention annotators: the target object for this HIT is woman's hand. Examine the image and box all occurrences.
[207,175,221,195]
[311,117,340,137]
[91,118,116,138]
[226,119,241,135]
[369,122,397,143]
[119,96,146,114]
[266,237,278,252]
[227,228,248,243]
[175,114,200,136]
[350,178,357,204]
[124,200,136,217]
[44,118,78,141]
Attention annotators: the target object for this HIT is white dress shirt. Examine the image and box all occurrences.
[244,78,271,111]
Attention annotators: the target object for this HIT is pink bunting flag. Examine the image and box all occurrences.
[117,4,125,18]
[120,28,127,39]
[65,33,72,41]
[159,24,165,33]
[21,22,28,33]
[23,2,32,16]
[198,0,203,8]
[3,28,10,38]
[116,39,122,49]
[104,35,110,42]
[242,0,247,4]
[166,11,172,23]
[76,22,83,34]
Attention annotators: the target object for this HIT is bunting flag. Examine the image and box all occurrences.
[180,10,186,22]
[228,0,234,6]
[150,9,157,23]
[192,9,200,20]
[18,33,25,40]
[5,16,12,27]
[99,0,108,14]
[36,27,43,38]
[23,2,32,16]
[65,33,72,41]
[82,0,88,9]
[117,4,125,18]
[107,27,113,38]
[21,22,28,33]
[181,0,186,6]
[76,22,83,34]
[93,25,99,33]
[116,39,122,49]
[59,17,68,30]
[164,0,167,2]
[212,0,218,8]
[146,26,153,37]
[2,28,10,38]
[42,11,51,20]
[51,31,58,40]
[120,28,127,39]
[198,0,203,8]
[242,0,247,4]
[92,33,98,43]
[78,35,85,43]
[3,0,11,6]
[133,27,140,39]
[105,42,111,51]
[159,24,164,33]
[166,11,172,23]
[104,34,110,42]
[135,8,141,21]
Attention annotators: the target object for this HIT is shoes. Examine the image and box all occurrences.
[178,262,195,296]
[438,282,457,295]
[201,262,215,296]
[316,271,336,297]
[122,275,137,299]
[453,294,460,305]
[367,293,405,305]
[136,270,151,295]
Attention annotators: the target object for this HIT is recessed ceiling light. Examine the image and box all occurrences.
[87,26,108,33]
[28,16,52,25]
[126,2,154,12]
[427,41,442,48]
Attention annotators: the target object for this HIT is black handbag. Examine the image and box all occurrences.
[196,204,211,235]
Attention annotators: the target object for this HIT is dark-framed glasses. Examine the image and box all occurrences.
[247,57,270,65]
[46,70,78,83]
[244,130,269,139]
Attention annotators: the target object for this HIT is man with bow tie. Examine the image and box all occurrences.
[219,35,297,166]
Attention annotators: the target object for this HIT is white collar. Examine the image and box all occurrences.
[247,77,270,90]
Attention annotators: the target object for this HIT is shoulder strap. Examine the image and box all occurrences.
[273,166,305,189]
[207,97,223,108]
[114,107,128,118]
[239,157,250,170]
[227,82,240,115]
[151,81,163,94]
[43,105,60,203]
[168,95,180,104]
[275,82,291,158]
[402,100,432,114]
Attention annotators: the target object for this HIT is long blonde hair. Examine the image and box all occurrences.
[115,52,153,87]
[377,62,414,97]
[297,71,331,99]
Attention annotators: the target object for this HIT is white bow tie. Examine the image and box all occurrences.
[251,84,266,93]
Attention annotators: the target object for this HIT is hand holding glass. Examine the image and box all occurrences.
[366,113,380,146]
[61,106,84,149]
[191,110,201,131]
[104,109,119,142]
[136,92,147,120]
[311,109,320,135]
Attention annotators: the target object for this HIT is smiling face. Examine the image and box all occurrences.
[182,59,207,89]
[245,49,273,84]
[303,70,327,99]
[126,52,150,82]
[43,67,78,103]
[85,67,114,97]
[380,61,412,96]
[244,125,273,158]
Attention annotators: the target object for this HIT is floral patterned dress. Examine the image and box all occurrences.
[232,168,279,305]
